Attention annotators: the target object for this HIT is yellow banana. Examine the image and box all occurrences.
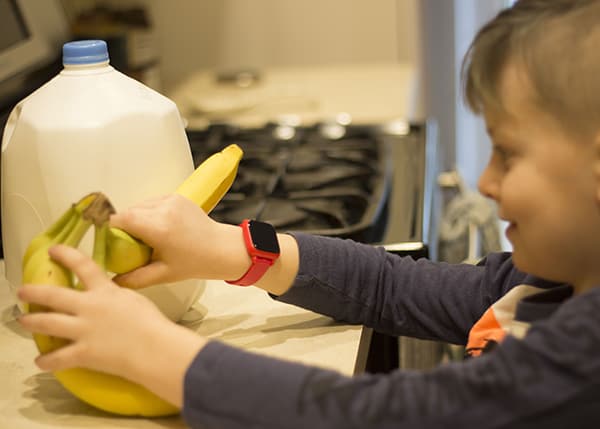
[54,219,179,416]
[104,227,152,274]
[24,194,178,416]
[175,143,244,212]
[22,192,98,269]
[55,367,178,416]
[105,143,244,274]
[23,193,98,354]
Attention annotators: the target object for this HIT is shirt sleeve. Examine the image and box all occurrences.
[275,233,525,344]
[182,288,600,429]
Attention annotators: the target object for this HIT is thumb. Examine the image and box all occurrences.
[112,261,171,289]
[109,210,157,248]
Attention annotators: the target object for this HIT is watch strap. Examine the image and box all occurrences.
[226,255,274,286]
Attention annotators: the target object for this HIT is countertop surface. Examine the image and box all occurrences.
[0,262,365,428]
[169,63,419,130]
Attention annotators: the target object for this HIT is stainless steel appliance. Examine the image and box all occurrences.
[187,120,437,251]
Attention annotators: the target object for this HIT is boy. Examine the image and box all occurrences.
[17,0,600,427]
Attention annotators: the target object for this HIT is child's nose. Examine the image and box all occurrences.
[478,163,501,201]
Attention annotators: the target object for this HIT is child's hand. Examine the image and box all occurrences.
[109,194,242,289]
[17,244,205,406]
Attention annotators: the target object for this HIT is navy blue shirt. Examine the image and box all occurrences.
[182,233,600,428]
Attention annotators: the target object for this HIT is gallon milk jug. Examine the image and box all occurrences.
[1,40,204,321]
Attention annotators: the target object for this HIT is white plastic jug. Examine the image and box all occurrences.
[1,40,204,321]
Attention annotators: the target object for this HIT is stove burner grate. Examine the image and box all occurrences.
[187,123,393,243]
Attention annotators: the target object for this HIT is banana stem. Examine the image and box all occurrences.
[74,192,101,213]
[82,192,115,226]
[45,206,76,238]
[51,213,79,245]
[73,222,109,291]
[92,222,109,269]
[62,217,93,248]
[48,192,99,245]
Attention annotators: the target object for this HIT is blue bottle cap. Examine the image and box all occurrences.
[63,40,109,65]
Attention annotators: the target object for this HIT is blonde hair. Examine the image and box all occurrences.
[462,0,600,138]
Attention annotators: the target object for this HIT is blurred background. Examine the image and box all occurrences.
[0,0,514,373]
[1,0,514,261]
[8,0,512,195]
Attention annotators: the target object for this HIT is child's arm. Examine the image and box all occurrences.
[109,194,300,297]
[274,232,522,345]
[109,194,522,345]
[181,292,600,429]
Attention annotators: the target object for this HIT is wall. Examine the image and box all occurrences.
[27,0,70,51]
[454,0,509,190]
[418,0,510,186]
[62,0,421,93]
[418,0,512,252]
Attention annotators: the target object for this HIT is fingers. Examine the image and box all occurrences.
[110,194,174,225]
[48,245,107,291]
[18,311,80,340]
[34,343,86,372]
[112,261,171,289]
[109,207,164,246]
[18,284,83,315]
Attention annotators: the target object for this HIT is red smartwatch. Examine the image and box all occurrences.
[226,219,280,286]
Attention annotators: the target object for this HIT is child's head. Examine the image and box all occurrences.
[462,0,600,290]
[463,0,600,139]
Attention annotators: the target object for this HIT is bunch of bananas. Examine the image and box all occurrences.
[22,144,243,416]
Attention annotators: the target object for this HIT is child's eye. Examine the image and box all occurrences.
[492,146,514,168]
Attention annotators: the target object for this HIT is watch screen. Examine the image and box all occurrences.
[249,220,280,254]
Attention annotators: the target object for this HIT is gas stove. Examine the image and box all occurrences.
[188,122,391,243]
[186,120,436,250]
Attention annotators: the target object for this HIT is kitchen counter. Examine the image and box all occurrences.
[169,63,419,130]
[0,262,366,428]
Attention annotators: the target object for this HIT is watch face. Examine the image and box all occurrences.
[249,220,280,254]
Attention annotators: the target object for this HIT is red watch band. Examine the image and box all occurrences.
[228,255,273,286]
[226,219,279,286]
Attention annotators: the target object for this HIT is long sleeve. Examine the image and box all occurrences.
[183,287,600,429]
[276,233,533,344]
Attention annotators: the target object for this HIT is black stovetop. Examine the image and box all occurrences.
[186,122,393,243]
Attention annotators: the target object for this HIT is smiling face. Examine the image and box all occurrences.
[478,64,600,291]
